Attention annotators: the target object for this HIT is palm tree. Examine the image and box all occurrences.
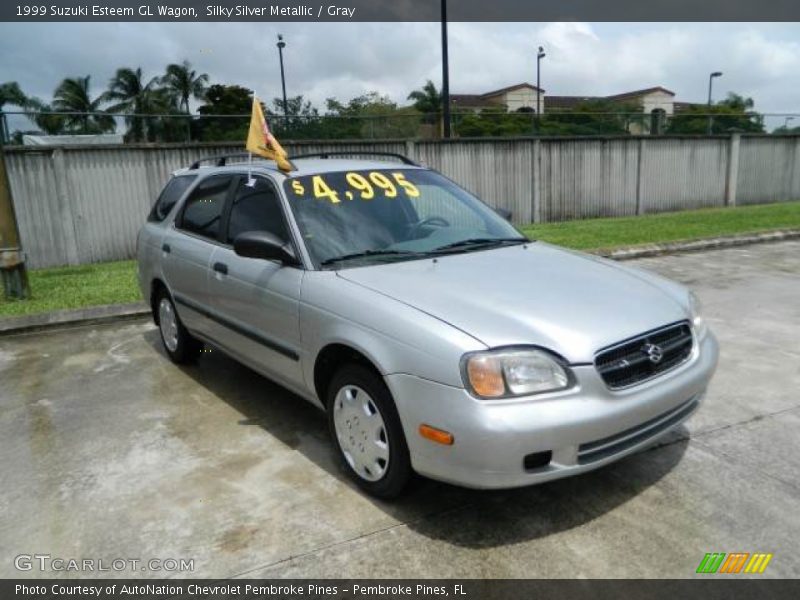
[1,81,30,142]
[161,60,209,141]
[407,80,442,124]
[52,76,114,134]
[0,81,28,110]
[1,85,66,137]
[25,99,67,135]
[103,67,163,141]
[161,60,209,114]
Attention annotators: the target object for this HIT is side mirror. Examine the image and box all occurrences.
[233,231,299,266]
[494,207,513,221]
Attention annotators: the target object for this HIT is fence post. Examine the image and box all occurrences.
[725,133,741,207]
[635,137,646,215]
[405,139,417,164]
[0,147,31,298]
[52,148,81,265]
[792,137,800,200]
[532,139,541,223]
[144,147,161,205]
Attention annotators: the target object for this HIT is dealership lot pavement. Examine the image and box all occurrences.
[1,241,799,579]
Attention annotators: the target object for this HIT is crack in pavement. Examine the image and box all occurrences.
[691,404,800,438]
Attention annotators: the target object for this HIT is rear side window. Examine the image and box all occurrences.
[149,175,196,222]
[178,175,233,240]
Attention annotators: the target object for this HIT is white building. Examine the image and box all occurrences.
[451,84,695,134]
[451,83,544,114]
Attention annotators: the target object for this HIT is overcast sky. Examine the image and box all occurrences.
[2,21,800,129]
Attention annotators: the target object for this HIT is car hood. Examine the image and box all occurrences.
[336,242,689,364]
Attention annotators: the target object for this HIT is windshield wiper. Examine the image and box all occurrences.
[320,249,426,267]
[431,237,529,254]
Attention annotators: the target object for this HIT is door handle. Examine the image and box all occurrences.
[213,262,228,275]
[161,243,171,253]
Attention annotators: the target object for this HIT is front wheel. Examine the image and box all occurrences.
[327,364,412,499]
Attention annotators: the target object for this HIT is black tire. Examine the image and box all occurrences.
[154,289,202,364]
[326,364,412,499]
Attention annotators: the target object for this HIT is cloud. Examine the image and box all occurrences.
[1,21,799,125]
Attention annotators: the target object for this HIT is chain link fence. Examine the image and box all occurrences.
[0,109,795,145]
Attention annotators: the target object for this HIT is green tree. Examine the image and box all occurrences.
[103,67,166,141]
[52,76,115,134]
[454,106,532,137]
[540,99,639,136]
[324,92,420,139]
[161,60,209,114]
[773,124,800,135]
[666,93,764,134]
[407,80,441,125]
[269,95,320,139]
[15,96,66,136]
[452,99,638,138]
[0,81,28,109]
[1,81,31,142]
[196,84,252,141]
[1,81,74,139]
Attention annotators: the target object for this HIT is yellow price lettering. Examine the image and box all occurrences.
[369,172,397,198]
[346,172,374,199]
[312,175,340,204]
[291,180,305,195]
[392,172,420,197]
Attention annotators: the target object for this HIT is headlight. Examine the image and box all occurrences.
[462,348,572,399]
[689,292,708,340]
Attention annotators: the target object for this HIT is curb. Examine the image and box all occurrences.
[1,229,799,337]
[0,302,149,337]
[594,229,800,261]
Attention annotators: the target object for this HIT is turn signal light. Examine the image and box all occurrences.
[419,424,454,445]
[466,354,505,397]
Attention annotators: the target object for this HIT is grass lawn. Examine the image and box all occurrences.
[1,201,798,319]
[0,260,140,318]
[521,201,800,251]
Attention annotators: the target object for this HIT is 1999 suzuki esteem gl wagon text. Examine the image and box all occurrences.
[137,152,719,498]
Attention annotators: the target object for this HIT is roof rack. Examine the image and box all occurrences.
[187,153,297,171]
[288,151,418,166]
[188,153,253,170]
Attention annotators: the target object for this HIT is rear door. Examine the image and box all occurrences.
[161,174,236,338]
[206,175,305,388]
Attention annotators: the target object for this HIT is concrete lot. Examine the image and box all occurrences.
[1,241,799,579]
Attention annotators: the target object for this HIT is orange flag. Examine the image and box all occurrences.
[246,96,292,172]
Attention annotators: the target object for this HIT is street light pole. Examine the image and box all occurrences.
[440,0,451,138]
[536,46,546,124]
[707,71,722,135]
[276,34,288,117]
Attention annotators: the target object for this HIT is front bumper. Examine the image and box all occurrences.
[385,332,718,489]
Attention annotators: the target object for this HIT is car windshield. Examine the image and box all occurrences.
[283,168,526,268]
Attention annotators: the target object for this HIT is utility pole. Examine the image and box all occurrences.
[707,71,722,135]
[277,34,288,117]
[440,0,451,138]
[0,143,30,299]
[536,46,546,127]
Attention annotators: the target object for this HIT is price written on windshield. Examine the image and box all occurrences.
[290,172,420,204]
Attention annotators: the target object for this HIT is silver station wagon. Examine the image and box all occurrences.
[137,151,719,498]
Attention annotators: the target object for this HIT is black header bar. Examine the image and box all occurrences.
[3,0,800,22]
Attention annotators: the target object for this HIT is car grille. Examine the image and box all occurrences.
[577,396,699,464]
[595,321,693,389]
